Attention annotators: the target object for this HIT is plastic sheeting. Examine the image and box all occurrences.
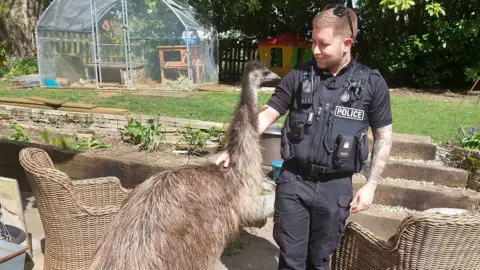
[35,0,219,90]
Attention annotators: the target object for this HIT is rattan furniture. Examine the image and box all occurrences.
[332,212,480,270]
[19,147,132,270]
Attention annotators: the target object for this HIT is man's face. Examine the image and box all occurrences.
[311,26,347,70]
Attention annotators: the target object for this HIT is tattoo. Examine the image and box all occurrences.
[367,124,393,186]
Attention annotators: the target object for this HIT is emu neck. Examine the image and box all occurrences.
[240,78,258,114]
[226,78,260,173]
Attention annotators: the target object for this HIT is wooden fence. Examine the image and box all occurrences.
[218,39,259,82]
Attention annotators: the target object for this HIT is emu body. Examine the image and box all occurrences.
[88,61,280,270]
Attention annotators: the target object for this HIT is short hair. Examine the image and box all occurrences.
[312,6,358,42]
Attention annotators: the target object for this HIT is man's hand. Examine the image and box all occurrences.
[215,151,231,168]
[215,105,280,168]
[350,182,376,213]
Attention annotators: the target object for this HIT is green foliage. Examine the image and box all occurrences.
[7,124,31,142]
[141,119,164,152]
[4,58,38,79]
[460,134,480,150]
[175,123,228,154]
[208,125,228,150]
[356,0,480,88]
[460,126,480,150]
[4,124,109,151]
[176,123,211,154]
[380,0,416,13]
[425,2,446,17]
[187,0,331,39]
[122,119,146,144]
[379,0,445,17]
[122,119,165,152]
[40,127,111,151]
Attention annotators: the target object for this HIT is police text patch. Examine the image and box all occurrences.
[334,106,365,121]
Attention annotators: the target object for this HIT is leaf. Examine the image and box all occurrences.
[439,7,446,16]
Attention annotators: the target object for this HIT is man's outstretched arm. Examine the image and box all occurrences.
[350,123,392,212]
[215,105,280,167]
[367,123,393,186]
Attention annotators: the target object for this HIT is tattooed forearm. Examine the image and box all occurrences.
[367,124,393,186]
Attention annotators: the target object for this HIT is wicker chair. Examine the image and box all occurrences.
[19,147,132,270]
[332,212,480,270]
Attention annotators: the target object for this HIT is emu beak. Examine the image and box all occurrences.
[265,70,281,82]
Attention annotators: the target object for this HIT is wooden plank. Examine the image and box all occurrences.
[25,96,65,106]
[61,102,97,109]
[0,98,45,105]
[0,102,52,110]
[92,107,128,115]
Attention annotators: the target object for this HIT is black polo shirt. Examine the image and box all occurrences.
[266,59,393,130]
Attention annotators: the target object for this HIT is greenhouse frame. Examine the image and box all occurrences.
[36,0,219,90]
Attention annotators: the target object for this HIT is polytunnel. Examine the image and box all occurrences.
[36,0,219,90]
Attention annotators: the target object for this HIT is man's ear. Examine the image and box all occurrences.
[343,38,353,52]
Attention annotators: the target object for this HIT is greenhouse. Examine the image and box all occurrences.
[36,0,219,90]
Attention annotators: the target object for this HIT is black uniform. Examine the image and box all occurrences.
[266,58,392,270]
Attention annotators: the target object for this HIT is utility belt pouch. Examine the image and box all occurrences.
[334,135,354,166]
[300,66,314,105]
[291,120,305,141]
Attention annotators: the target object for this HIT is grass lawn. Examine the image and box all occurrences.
[0,81,478,143]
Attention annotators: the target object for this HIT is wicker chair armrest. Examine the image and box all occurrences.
[72,176,132,212]
[332,222,400,270]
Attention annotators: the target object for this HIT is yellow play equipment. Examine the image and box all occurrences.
[257,32,313,77]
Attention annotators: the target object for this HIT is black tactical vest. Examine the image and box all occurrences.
[280,60,370,175]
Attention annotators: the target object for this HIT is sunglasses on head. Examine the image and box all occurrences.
[323,4,354,39]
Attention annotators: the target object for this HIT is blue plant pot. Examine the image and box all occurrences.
[271,160,284,180]
[0,238,28,270]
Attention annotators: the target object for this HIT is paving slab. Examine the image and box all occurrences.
[347,207,407,241]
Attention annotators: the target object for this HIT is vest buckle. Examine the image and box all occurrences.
[310,164,327,176]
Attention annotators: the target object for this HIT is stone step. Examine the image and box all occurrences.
[347,204,411,241]
[367,132,436,161]
[352,176,480,211]
[371,159,468,188]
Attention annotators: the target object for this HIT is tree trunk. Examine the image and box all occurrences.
[0,0,44,60]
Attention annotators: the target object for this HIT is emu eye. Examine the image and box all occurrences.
[263,71,270,76]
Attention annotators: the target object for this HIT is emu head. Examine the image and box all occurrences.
[243,61,281,88]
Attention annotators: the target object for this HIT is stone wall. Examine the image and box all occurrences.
[0,104,225,139]
[450,147,480,191]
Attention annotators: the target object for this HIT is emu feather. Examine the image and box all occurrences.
[88,61,280,270]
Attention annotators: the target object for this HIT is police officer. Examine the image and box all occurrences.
[216,4,393,270]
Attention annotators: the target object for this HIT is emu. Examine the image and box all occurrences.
[88,61,280,270]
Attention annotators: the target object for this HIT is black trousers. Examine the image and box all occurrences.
[273,164,353,270]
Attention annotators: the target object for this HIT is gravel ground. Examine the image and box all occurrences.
[367,204,419,215]
[380,177,468,190]
[389,156,445,166]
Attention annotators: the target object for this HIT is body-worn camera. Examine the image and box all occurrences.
[334,135,354,166]
[291,120,305,141]
[341,78,365,106]
[301,66,314,105]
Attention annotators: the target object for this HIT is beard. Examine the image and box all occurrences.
[315,56,342,70]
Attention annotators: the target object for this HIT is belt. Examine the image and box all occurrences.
[283,160,352,181]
